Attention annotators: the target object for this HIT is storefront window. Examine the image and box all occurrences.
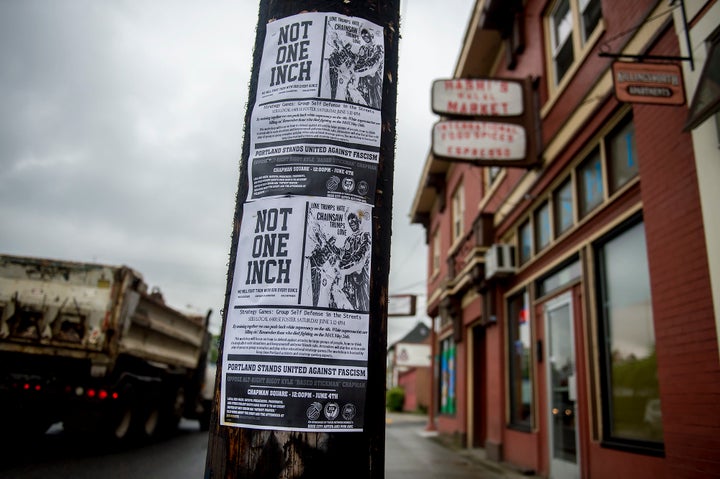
[537,258,581,298]
[595,218,663,450]
[508,290,532,429]
[439,336,456,415]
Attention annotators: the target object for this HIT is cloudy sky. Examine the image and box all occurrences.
[0,0,474,338]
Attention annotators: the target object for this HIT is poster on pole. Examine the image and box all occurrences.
[220,196,373,432]
[249,12,385,205]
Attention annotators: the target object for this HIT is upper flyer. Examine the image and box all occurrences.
[249,12,385,205]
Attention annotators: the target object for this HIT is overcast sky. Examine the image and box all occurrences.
[0,0,474,339]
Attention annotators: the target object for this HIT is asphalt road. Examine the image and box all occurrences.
[1,415,530,478]
[1,420,208,479]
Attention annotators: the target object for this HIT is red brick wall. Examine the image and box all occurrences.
[633,29,720,479]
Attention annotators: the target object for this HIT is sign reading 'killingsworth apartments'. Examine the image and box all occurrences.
[612,62,685,106]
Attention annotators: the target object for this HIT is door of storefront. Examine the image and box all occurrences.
[469,324,486,448]
[544,292,580,479]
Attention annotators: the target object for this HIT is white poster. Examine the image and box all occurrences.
[249,12,384,204]
[221,196,372,432]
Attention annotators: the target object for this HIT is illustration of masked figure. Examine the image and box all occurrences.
[338,212,371,311]
[354,28,383,108]
[327,38,355,101]
[308,232,340,307]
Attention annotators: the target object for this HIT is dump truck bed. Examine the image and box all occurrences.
[0,254,205,371]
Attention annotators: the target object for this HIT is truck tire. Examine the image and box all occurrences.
[4,415,52,439]
[110,406,134,441]
[198,401,212,431]
[160,387,185,433]
[141,405,160,438]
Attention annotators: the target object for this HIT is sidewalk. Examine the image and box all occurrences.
[385,412,538,479]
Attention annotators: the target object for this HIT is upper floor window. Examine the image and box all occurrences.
[580,0,602,42]
[515,112,636,266]
[550,0,574,85]
[432,228,441,276]
[547,0,603,87]
[553,177,574,235]
[451,183,465,244]
[519,220,532,264]
[607,115,638,193]
[577,147,604,218]
[534,201,551,252]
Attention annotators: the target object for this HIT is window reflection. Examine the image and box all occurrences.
[597,220,663,445]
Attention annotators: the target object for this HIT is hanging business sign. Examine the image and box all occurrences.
[395,343,431,367]
[432,120,527,163]
[388,294,417,317]
[431,78,524,117]
[611,62,685,106]
[430,76,540,167]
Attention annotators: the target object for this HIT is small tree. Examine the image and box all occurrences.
[386,387,405,412]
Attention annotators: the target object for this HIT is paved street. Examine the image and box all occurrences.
[385,413,532,479]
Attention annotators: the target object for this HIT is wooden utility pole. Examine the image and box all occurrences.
[204,1,399,478]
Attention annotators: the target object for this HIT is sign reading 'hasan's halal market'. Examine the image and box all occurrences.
[430,76,539,167]
[432,78,525,117]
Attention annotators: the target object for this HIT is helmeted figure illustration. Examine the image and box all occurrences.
[338,212,371,311]
[354,28,383,109]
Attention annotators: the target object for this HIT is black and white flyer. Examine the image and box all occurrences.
[220,196,372,432]
[249,12,384,205]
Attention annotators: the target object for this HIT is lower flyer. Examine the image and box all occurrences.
[220,196,372,432]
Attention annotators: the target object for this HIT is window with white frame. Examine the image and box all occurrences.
[549,0,574,85]
[579,0,602,42]
[488,166,501,184]
[553,177,574,235]
[577,147,604,218]
[432,228,441,276]
[534,201,551,252]
[519,220,532,264]
[546,0,603,87]
[451,183,465,243]
[517,112,636,265]
[607,114,639,194]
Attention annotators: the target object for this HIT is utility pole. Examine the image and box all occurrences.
[204,1,399,478]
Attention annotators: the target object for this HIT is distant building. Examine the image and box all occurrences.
[387,322,431,412]
[411,0,720,477]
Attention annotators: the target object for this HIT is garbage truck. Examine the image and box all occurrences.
[0,254,214,441]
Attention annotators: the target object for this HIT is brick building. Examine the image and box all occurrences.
[410,1,720,477]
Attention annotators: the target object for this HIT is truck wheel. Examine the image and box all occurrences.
[198,401,212,431]
[110,406,134,441]
[141,406,160,438]
[5,415,52,438]
[164,387,185,431]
